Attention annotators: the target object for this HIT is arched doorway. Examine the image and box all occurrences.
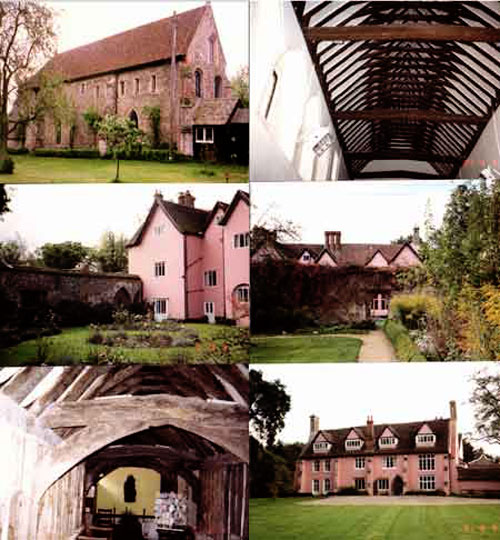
[129,110,139,128]
[114,286,131,307]
[392,475,404,496]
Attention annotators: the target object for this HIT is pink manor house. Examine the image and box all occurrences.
[296,402,500,497]
[127,190,249,325]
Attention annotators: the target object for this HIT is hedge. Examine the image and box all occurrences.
[33,148,100,159]
[30,147,191,162]
[383,319,426,362]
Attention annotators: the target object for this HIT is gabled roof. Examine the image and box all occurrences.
[274,240,419,267]
[218,190,250,225]
[301,418,450,458]
[127,190,249,247]
[194,98,245,126]
[43,5,207,81]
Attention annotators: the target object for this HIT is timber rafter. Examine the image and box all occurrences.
[292,1,500,179]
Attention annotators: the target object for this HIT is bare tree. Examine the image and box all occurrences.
[470,370,500,446]
[0,1,57,172]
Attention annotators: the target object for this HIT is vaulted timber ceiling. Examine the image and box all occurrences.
[292,1,500,179]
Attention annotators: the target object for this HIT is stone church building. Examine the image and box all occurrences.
[17,3,248,161]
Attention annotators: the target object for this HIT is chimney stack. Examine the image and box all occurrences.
[309,414,319,440]
[412,226,421,246]
[178,190,195,208]
[154,190,163,202]
[450,400,457,421]
[325,231,341,251]
[366,415,375,450]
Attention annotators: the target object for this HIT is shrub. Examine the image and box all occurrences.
[0,157,14,174]
[336,487,367,496]
[7,147,29,155]
[53,300,93,327]
[383,319,426,361]
[33,147,100,159]
[389,293,441,330]
[88,325,104,344]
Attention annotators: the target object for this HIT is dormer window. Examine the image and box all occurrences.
[302,252,311,262]
[379,436,397,448]
[313,441,330,453]
[416,433,436,446]
[345,439,363,451]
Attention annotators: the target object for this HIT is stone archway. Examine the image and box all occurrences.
[114,286,132,306]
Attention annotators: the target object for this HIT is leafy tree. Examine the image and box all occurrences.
[462,439,482,463]
[231,66,249,107]
[142,105,161,148]
[94,231,128,273]
[0,1,58,173]
[470,371,500,445]
[98,114,144,182]
[0,184,10,216]
[0,237,25,265]
[250,369,291,448]
[391,233,413,245]
[83,107,102,147]
[39,241,89,270]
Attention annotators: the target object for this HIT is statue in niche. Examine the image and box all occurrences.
[124,475,137,503]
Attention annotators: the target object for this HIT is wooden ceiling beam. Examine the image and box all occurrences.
[332,109,488,124]
[355,170,443,180]
[345,150,463,164]
[305,24,500,43]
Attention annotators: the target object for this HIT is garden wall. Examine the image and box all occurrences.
[0,266,142,311]
[251,260,398,332]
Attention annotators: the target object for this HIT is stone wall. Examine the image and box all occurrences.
[0,266,142,309]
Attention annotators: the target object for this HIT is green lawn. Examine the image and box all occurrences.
[5,155,248,183]
[250,335,362,362]
[250,498,500,540]
[0,324,248,365]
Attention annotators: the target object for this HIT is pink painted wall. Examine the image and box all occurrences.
[367,252,389,268]
[185,234,204,319]
[128,205,186,319]
[223,199,250,325]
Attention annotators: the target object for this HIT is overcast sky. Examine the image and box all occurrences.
[251,180,473,244]
[252,362,500,457]
[48,1,248,78]
[0,184,241,251]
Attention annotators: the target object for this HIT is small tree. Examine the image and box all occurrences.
[231,66,249,107]
[142,105,161,148]
[0,237,26,265]
[98,114,143,182]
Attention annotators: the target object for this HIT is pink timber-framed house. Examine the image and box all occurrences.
[296,402,461,496]
[127,189,249,325]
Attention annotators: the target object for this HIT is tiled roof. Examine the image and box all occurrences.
[458,456,500,482]
[276,241,418,266]
[230,108,250,124]
[193,98,241,125]
[44,6,206,81]
[301,419,450,458]
[127,190,249,247]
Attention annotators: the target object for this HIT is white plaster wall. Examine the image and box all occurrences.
[459,106,500,179]
[250,0,348,181]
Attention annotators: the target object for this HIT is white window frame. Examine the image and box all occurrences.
[379,436,396,447]
[302,252,311,262]
[312,479,320,495]
[418,454,436,471]
[377,478,389,491]
[355,478,366,491]
[204,270,217,287]
[382,456,396,469]
[195,126,214,144]
[236,286,249,303]
[416,433,436,446]
[355,457,365,470]
[233,232,250,248]
[154,261,166,277]
[313,442,330,453]
[323,460,331,472]
[313,460,320,472]
[419,475,436,491]
[203,301,214,315]
[153,298,168,320]
[154,224,165,236]
[323,478,331,493]
[345,439,363,451]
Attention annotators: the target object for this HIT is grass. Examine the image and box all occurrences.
[250,335,362,362]
[0,323,248,365]
[250,498,500,540]
[4,155,248,183]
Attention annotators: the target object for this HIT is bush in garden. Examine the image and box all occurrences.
[389,293,441,330]
[383,319,426,362]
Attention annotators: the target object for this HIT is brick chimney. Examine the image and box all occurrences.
[309,414,319,440]
[412,226,421,247]
[154,190,163,202]
[325,231,341,251]
[178,190,195,208]
[365,415,375,451]
[449,400,458,493]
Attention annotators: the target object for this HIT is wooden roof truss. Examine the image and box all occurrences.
[292,1,500,179]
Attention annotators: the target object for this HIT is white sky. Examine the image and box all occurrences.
[252,363,500,457]
[0,184,241,251]
[48,1,248,78]
[251,180,471,244]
